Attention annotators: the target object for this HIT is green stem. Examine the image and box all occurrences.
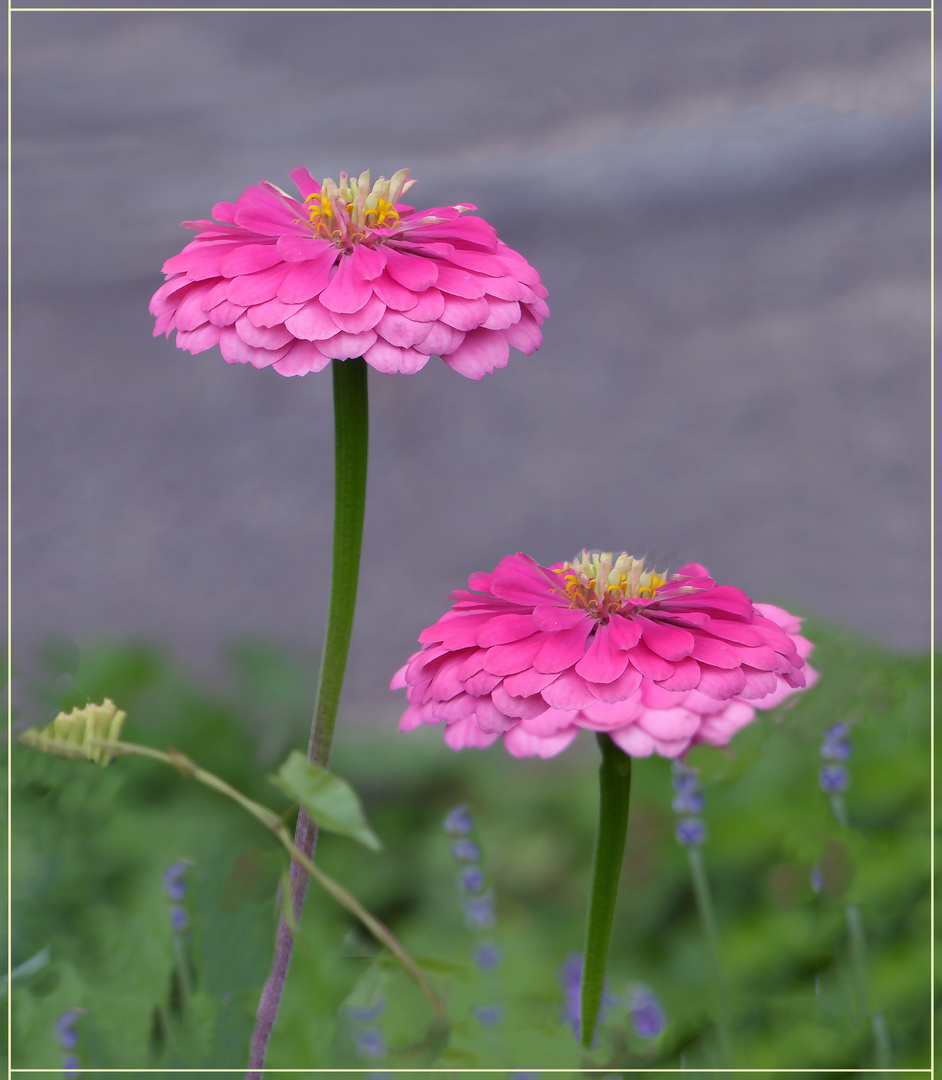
[310,356,370,768]
[829,791,892,1070]
[580,733,632,1049]
[687,846,733,1068]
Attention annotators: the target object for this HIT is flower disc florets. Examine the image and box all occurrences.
[150,167,548,379]
[392,551,817,760]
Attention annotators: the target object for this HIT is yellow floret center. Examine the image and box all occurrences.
[304,168,413,243]
[561,551,666,617]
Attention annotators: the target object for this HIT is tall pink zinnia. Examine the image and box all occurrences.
[150,168,548,380]
[393,551,816,759]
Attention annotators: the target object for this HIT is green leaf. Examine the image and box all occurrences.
[271,750,381,851]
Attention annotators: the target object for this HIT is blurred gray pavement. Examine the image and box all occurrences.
[12,11,931,724]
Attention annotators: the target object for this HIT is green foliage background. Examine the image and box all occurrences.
[7,619,932,1077]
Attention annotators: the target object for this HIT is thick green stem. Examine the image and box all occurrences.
[309,356,370,768]
[580,733,632,1049]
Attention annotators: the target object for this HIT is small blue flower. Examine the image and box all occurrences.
[443,805,474,836]
[819,764,848,793]
[56,1010,80,1050]
[355,1027,386,1058]
[163,861,188,902]
[671,790,704,815]
[671,760,700,794]
[560,952,615,1041]
[450,839,481,863]
[472,1003,503,1025]
[62,1052,81,1079]
[171,905,188,933]
[629,984,667,1038]
[460,865,485,893]
[810,867,823,893]
[463,889,496,928]
[473,942,502,970]
[675,818,706,847]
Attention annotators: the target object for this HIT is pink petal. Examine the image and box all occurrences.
[376,310,433,348]
[606,613,643,650]
[371,272,419,312]
[482,299,522,331]
[540,668,596,710]
[636,706,700,742]
[503,310,543,353]
[319,256,373,314]
[235,315,294,349]
[412,321,465,357]
[319,330,378,360]
[173,288,214,332]
[490,682,549,719]
[443,328,510,378]
[693,702,756,746]
[246,297,304,328]
[463,668,502,696]
[431,693,476,722]
[362,338,406,374]
[533,622,593,674]
[398,704,433,732]
[574,624,630,684]
[586,663,643,703]
[609,725,656,757]
[276,234,334,263]
[502,666,558,697]
[502,724,577,759]
[689,634,741,670]
[276,251,336,304]
[696,663,747,700]
[474,697,516,734]
[638,617,695,661]
[578,697,644,730]
[625,641,675,681]
[737,667,779,699]
[439,295,491,331]
[444,715,501,751]
[284,301,340,341]
[429,660,468,701]
[434,264,487,299]
[287,166,321,200]
[384,247,439,291]
[408,289,446,322]
[175,324,221,354]
[272,340,332,376]
[220,243,284,277]
[532,605,586,631]
[655,656,701,691]
[482,634,544,676]
[331,293,386,334]
[475,612,538,647]
[228,263,292,306]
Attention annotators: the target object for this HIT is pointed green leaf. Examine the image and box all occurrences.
[271,750,381,851]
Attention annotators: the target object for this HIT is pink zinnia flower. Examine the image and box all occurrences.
[392,551,816,759]
[150,168,549,380]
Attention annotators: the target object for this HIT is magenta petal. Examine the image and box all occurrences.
[637,706,700,742]
[655,656,701,691]
[277,252,336,304]
[385,247,439,291]
[532,605,585,631]
[434,263,487,299]
[376,310,433,348]
[319,256,373,314]
[208,300,245,327]
[696,664,747,700]
[689,634,741,670]
[173,287,214,331]
[235,315,294,349]
[331,294,386,334]
[439,295,491,331]
[638,617,695,661]
[444,716,501,751]
[625,641,675,681]
[474,697,516,734]
[463,668,502,696]
[362,338,405,374]
[503,724,577,759]
[429,660,467,701]
[371,271,419,311]
[475,612,538,647]
[246,297,304,327]
[533,622,593,674]
[444,328,510,376]
[284,301,339,341]
[413,322,465,357]
[574,624,630,684]
[577,697,643,730]
[220,243,284,277]
[431,693,476,722]
[272,340,332,376]
[482,634,544,676]
[502,666,558,697]
[609,725,656,757]
[175,324,221,354]
[586,663,643,704]
[490,682,549,719]
[737,666,779,698]
[607,613,643,650]
[482,299,521,331]
[320,330,378,360]
[408,289,446,322]
[540,669,596,710]
[503,310,543,353]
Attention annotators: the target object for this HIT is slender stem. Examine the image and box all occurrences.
[249,357,370,1076]
[829,792,892,1070]
[687,846,733,1068]
[580,733,632,1049]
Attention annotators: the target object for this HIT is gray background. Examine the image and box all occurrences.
[12,11,931,725]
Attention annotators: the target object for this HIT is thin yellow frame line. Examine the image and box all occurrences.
[4,6,937,12]
[929,0,935,1070]
[7,0,13,1069]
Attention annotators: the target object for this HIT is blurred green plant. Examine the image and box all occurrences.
[7,617,931,1072]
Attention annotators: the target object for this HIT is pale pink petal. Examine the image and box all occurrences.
[636,706,700,742]
[413,322,465,357]
[586,663,643,703]
[376,311,433,348]
[361,338,406,374]
[331,294,386,334]
[208,300,248,327]
[439,296,491,332]
[540,668,596,710]
[502,724,577,759]
[235,315,294,350]
[463,668,503,696]
[503,310,543,353]
[318,330,378,361]
[272,340,332,376]
[490,682,549,719]
[443,329,510,378]
[502,666,558,697]
[444,715,502,751]
[609,725,656,757]
[175,324,221,354]
[407,289,446,322]
[474,697,516,734]
[696,663,747,699]
[655,656,701,692]
[577,697,644,730]
[482,299,522,331]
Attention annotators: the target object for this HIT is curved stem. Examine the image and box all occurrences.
[248,357,370,1076]
[687,846,733,1068]
[580,733,632,1049]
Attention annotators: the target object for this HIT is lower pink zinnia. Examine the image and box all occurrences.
[392,551,816,759]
